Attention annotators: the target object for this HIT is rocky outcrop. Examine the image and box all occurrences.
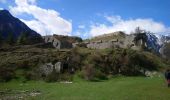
[43,36,61,49]
[42,35,82,49]
[40,62,62,75]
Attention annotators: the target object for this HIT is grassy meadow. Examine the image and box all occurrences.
[0,76,170,100]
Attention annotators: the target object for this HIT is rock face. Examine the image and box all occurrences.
[43,35,82,49]
[0,10,43,44]
[40,63,54,75]
[43,36,61,49]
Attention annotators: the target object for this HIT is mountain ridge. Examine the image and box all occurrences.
[0,9,43,44]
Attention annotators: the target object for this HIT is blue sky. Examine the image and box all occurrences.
[0,0,170,38]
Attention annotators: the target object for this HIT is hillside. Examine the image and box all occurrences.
[0,10,169,83]
[0,45,168,82]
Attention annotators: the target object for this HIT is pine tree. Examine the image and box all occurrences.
[6,33,15,45]
[0,32,3,46]
[17,32,29,45]
[0,32,3,43]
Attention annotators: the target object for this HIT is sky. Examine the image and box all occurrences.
[0,0,170,39]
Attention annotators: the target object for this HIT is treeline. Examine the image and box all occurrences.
[0,32,43,46]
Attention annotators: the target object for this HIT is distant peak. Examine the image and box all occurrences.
[0,9,11,16]
[0,9,10,13]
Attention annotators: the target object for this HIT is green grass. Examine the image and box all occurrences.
[0,76,170,100]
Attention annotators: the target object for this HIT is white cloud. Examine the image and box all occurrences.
[0,0,6,3]
[9,0,72,36]
[20,19,47,35]
[78,25,85,29]
[28,0,37,4]
[105,15,122,24]
[89,15,170,37]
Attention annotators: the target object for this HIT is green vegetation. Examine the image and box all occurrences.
[0,76,170,100]
[17,32,29,45]
[72,47,167,80]
[164,42,170,59]
[0,45,169,82]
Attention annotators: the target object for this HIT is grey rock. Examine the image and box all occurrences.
[43,35,73,49]
[55,62,62,73]
[40,61,63,75]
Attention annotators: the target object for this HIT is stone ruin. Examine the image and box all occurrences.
[42,35,73,49]
[42,32,147,51]
[42,30,144,50]
[73,27,162,52]
[73,33,143,50]
[43,28,159,52]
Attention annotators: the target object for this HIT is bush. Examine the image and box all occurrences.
[45,70,60,82]
[81,64,95,81]
[94,69,108,80]
[127,51,158,71]
[120,65,143,76]
[23,71,38,81]
[80,64,107,81]
[0,67,15,82]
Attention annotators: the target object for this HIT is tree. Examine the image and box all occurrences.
[6,33,15,45]
[133,27,147,50]
[17,32,29,45]
[0,32,3,44]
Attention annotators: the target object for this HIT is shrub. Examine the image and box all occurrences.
[80,64,107,81]
[45,70,60,82]
[81,64,95,81]
[0,67,15,82]
[120,65,143,76]
[23,71,38,81]
[94,68,108,80]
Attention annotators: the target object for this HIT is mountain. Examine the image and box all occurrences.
[160,35,170,43]
[0,10,43,44]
